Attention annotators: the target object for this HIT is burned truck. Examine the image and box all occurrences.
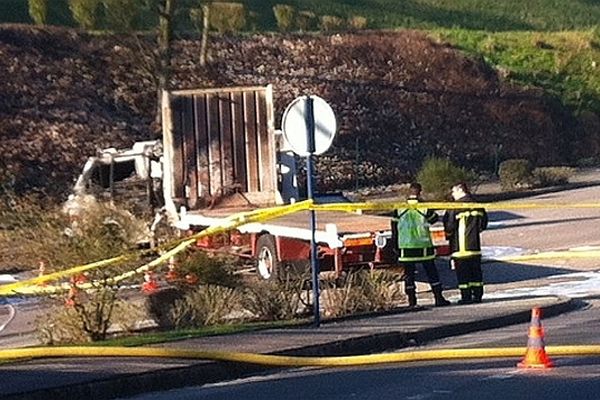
[72,85,436,280]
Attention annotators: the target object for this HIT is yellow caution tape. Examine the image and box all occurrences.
[0,256,126,296]
[312,201,600,213]
[1,345,600,366]
[0,200,313,297]
[6,196,600,297]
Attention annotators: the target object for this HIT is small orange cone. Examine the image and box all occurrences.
[65,285,79,307]
[185,272,199,285]
[517,307,554,368]
[141,271,159,294]
[165,257,179,282]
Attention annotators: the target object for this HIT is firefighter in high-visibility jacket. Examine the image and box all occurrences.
[391,183,451,307]
[443,182,488,304]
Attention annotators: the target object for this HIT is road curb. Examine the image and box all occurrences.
[1,297,578,400]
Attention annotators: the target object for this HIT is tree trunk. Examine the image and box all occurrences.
[199,4,210,66]
[155,0,176,131]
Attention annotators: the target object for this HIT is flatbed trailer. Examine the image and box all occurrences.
[179,207,397,280]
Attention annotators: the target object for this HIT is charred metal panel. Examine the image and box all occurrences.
[231,91,247,192]
[219,93,234,190]
[206,93,223,197]
[256,90,274,192]
[170,96,185,201]
[181,95,197,208]
[243,90,259,192]
[193,95,210,198]
[166,86,276,210]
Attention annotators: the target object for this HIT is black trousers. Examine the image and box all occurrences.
[402,259,442,291]
[453,256,483,290]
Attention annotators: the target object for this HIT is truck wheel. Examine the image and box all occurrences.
[256,234,279,280]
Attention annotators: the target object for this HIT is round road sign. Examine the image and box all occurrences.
[281,95,337,156]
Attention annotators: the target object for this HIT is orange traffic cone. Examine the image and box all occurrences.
[165,257,179,282]
[185,272,199,285]
[65,285,79,307]
[141,271,159,294]
[517,307,554,368]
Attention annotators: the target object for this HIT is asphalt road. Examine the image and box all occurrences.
[124,300,600,400]
[122,359,600,400]
[482,180,600,270]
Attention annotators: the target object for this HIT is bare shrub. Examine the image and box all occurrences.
[112,298,149,333]
[0,192,147,271]
[176,250,241,288]
[36,280,121,344]
[169,284,242,328]
[101,0,140,31]
[532,166,574,187]
[323,270,404,318]
[499,159,533,190]
[347,15,367,30]
[209,2,247,33]
[69,0,100,30]
[273,4,296,32]
[28,0,48,25]
[69,283,119,341]
[319,15,345,32]
[242,271,309,321]
[322,277,363,318]
[37,305,90,345]
[361,270,405,311]
[4,193,148,343]
[145,287,185,329]
[296,11,317,31]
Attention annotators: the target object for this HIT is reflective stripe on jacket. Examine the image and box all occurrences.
[442,196,488,259]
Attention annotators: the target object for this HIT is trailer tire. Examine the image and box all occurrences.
[256,234,279,280]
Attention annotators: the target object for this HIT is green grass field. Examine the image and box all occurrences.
[3,0,600,31]
[437,28,600,115]
[245,0,600,31]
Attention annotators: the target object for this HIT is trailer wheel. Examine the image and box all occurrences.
[256,234,279,280]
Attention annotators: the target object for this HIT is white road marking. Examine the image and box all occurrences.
[486,270,600,299]
[0,274,17,283]
[0,304,16,333]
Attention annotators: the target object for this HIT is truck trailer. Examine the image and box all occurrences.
[73,85,446,280]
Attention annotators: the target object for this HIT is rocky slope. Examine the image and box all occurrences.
[0,25,586,199]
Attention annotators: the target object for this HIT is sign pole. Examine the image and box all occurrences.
[305,96,320,327]
[281,93,336,329]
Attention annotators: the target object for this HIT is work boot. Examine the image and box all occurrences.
[406,287,417,307]
[472,286,484,303]
[457,289,472,305]
[432,285,451,307]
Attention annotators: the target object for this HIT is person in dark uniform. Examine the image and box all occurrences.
[443,182,488,304]
[391,183,450,307]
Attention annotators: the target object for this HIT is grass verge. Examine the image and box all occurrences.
[84,319,311,347]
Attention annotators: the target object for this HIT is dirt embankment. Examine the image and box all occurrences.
[0,25,587,198]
